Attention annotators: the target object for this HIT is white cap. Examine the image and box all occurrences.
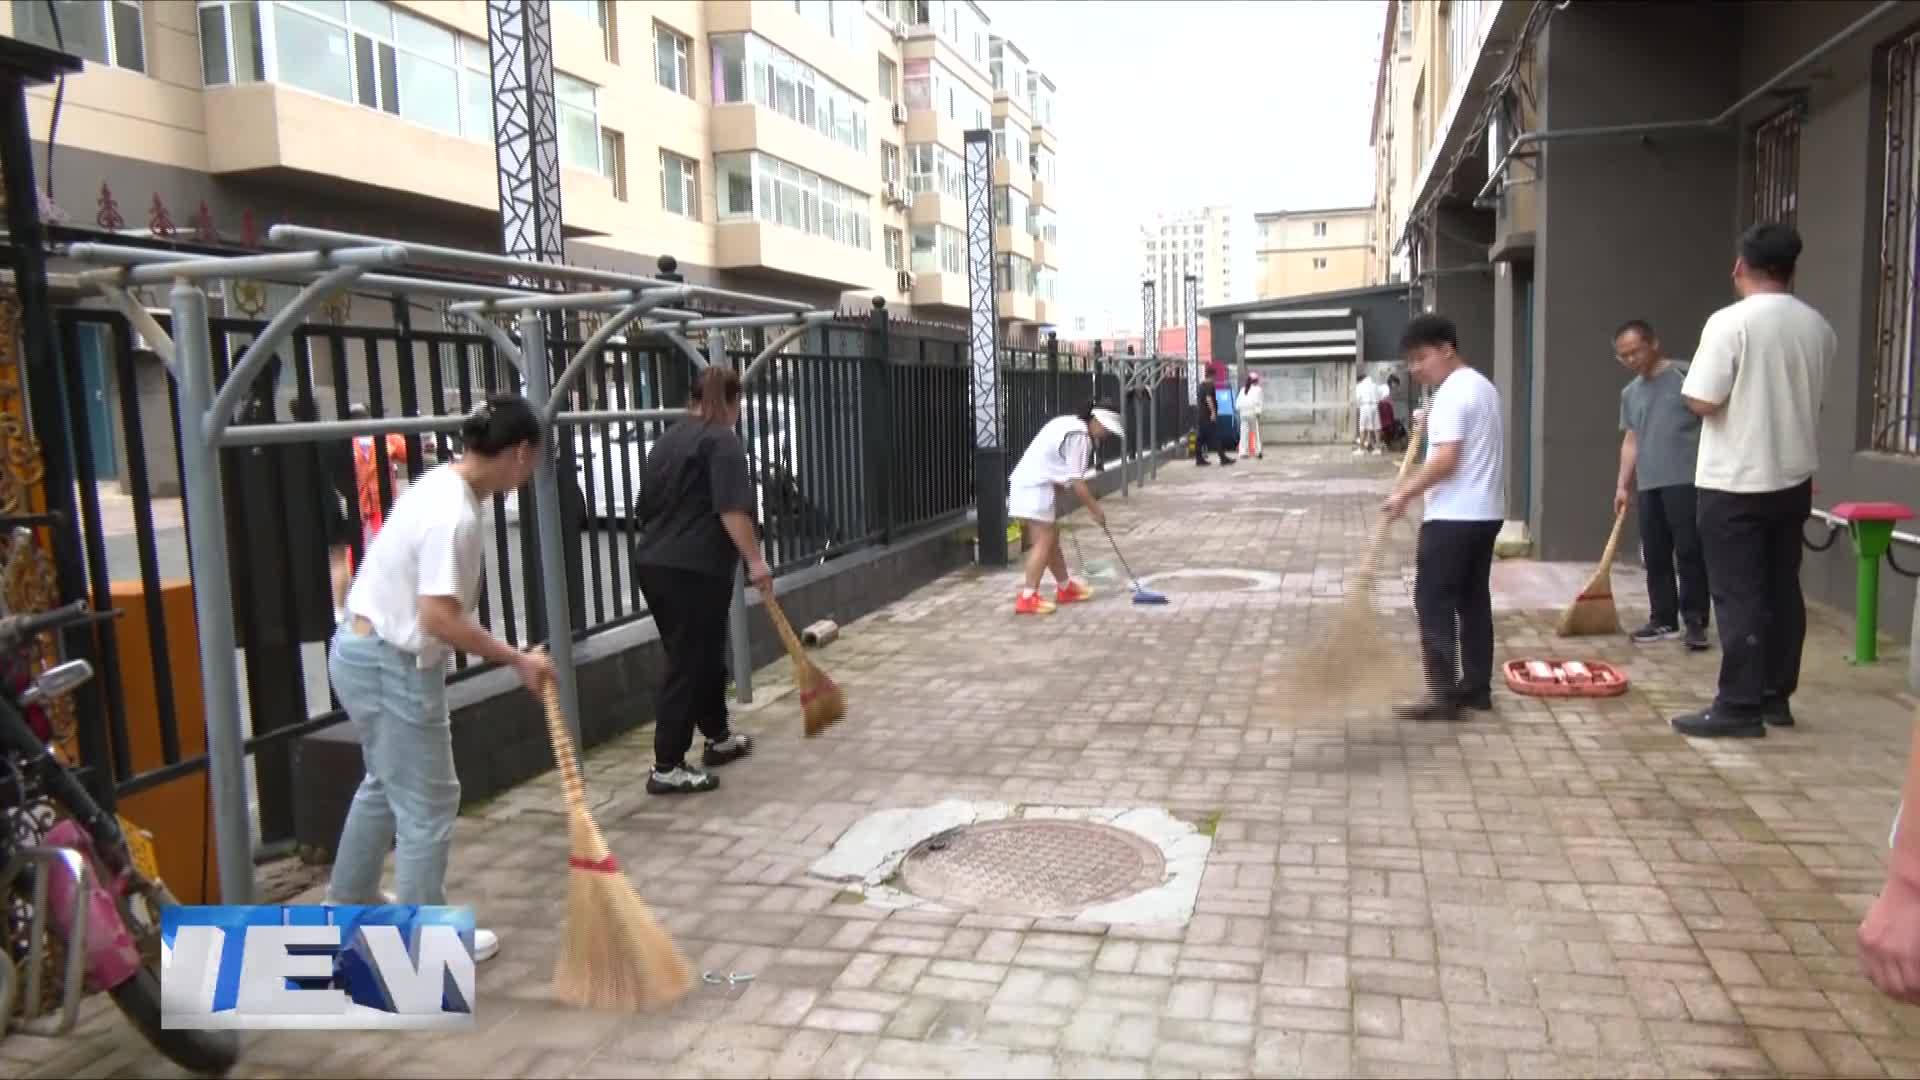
[1090,407,1125,438]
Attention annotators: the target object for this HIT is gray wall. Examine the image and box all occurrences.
[1427,206,1496,385]
[1532,1,1741,562]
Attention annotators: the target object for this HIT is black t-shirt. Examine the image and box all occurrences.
[631,419,756,579]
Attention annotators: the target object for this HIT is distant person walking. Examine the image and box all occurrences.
[630,366,770,794]
[1672,223,1834,739]
[1354,370,1382,455]
[1612,319,1711,652]
[1383,314,1505,723]
[351,404,411,546]
[1236,374,1265,459]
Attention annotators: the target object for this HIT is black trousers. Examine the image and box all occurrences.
[1697,480,1811,716]
[635,563,735,768]
[1638,484,1710,630]
[1414,520,1503,700]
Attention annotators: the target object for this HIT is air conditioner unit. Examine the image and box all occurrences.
[891,102,908,125]
[891,23,907,42]
[897,269,915,292]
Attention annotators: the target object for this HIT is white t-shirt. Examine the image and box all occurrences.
[1355,377,1378,410]
[1682,292,1834,493]
[1423,365,1506,522]
[1009,415,1095,490]
[344,463,487,669]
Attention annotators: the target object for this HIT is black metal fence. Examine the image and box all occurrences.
[48,283,1196,848]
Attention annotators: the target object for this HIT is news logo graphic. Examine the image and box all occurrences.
[160,904,476,1030]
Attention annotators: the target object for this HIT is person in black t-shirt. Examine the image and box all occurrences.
[631,365,773,796]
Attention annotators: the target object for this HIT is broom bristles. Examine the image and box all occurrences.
[538,680,695,1011]
[1555,509,1628,638]
[766,593,847,736]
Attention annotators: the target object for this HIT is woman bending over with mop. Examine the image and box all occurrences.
[328,393,554,963]
[631,365,772,795]
[1007,401,1125,615]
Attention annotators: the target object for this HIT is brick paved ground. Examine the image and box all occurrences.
[11,445,1920,1079]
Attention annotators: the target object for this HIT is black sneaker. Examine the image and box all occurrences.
[1452,685,1494,711]
[1670,708,1765,739]
[1630,622,1682,644]
[1393,698,1465,723]
[1762,700,1795,728]
[1196,458,1212,467]
[1682,624,1711,651]
[647,764,719,795]
[703,733,754,768]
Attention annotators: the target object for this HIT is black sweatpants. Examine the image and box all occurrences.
[1638,484,1710,631]
[635,563,735,768]
[1697,480,1811,717]
[1414,520,1503,701]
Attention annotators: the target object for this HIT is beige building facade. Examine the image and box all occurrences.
[5,0,1060,327]
[1253,206,1370,299]
[1139,205,1233,329]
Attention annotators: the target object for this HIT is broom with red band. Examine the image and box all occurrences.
[537,672,693,1010]
[762,592,846,736]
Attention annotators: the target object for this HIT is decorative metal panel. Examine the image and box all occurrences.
[488,0,564,276]
[964,130,1001,449]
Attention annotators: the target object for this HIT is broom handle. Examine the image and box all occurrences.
[761,590,809,664]
[1354,415,1429,590]
[1594,507,1628,575]
[539,680,614,858]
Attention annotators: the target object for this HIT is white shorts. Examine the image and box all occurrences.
[1008,483,1056,524]
[1358,408,1381,432]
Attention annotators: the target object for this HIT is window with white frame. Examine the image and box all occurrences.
[877,55,896,102]
[881,141,902,186]
[555,0,616,62]
[794,0,862,52]
[196,0,554,150]
[910,222,962,274]
[1312,257,1328,270]
[655,21,692,97]
[714,151,870,250]
[902,56,987,128]
[992,117,1028,172]
[996,253,1032,294]
[1031,144,1056,187]
[601,129,627,200]
[1313,221,1328,236]
[906,141,963,199]
[992,186,1028,230]
[883,225,904,270]
[14,1,145,72]
[709,33,868,153]
[660,150,699,219]
[556,73,602,171]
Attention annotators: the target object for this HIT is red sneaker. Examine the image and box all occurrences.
[1014,591,1057,615]
[1055,580,1094,605]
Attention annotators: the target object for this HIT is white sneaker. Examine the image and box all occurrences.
[474,928,500,962]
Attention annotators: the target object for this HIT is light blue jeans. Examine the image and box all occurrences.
[325,623,460,905]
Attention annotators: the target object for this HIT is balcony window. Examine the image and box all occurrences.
[655,21,692,97]
[996,253,1032,294]
[1025,72,1053,128]
[714,151,871,251]
[660,149,698,219]
[907,142,963,199]
[199,1,518,145]
[884,225,904,270]
[1031,145,1056,187]
[198,1,264,85]
[992,118,1028,172]
[557,74,602,171]
[709,33,867,153]
[911,222,962,274]
[600,129,626,199]
[794,0,862,52]
[902,56,987,128]
[988,39,1026,101]
[14,0,145,72]
[992,186,1028,230]
[1028,204,1055,243]
[556,0,617,62]
[881,141,902,186]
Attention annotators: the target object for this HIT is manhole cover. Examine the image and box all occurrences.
[1156,573,1252,593]
[897,820,1167,917]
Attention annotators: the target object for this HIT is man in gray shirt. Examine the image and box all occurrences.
[1613,319,1710,650]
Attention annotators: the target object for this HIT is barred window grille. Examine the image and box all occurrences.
[1873,30,1920,455]
[1749,106,1801,228]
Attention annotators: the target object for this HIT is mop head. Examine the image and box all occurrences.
[540,682,694,1011]
[1131,585,1169,605]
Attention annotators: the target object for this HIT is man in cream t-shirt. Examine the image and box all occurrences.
[1671,223,1834,740]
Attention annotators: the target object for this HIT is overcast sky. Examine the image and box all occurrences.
[983,0,1385,335]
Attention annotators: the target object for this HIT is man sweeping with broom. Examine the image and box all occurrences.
[1611,319,1711,651]
[1382,314,1506,723]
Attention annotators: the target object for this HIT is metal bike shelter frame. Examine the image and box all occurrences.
[1094,349,1170,496]
[64,229,830,903]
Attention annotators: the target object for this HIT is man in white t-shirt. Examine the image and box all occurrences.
[1354,372,1381,454]
[1383,314,1506,723]
[1672,223,1835,739]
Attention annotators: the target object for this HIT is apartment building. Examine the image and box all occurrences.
[6,0,1061,330]
[1395,0,1920,651]
[1253,205,1370,299]
[1365,0,1417,286]
[1139,206,1233,329]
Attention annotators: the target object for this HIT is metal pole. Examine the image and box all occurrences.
[172,280,255,903]
[719,335,754,707]
[1149,365,1161,481]
[963,128,1006,566]
[521,313,581,740]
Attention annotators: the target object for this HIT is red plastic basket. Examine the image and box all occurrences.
[1503,658,1630,698]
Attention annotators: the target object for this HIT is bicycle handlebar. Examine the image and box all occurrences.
[0,601,120,647]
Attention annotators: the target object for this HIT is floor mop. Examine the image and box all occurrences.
[1100,520,1169,605]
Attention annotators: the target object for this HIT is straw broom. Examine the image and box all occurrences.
[538,677,694,1010]
[762,592,846,736]
[1556,507,1628,637]
[1282,414,1429,710]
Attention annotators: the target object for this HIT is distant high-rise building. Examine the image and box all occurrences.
[1138,207,1234,327]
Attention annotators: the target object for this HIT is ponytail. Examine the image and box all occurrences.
[461,393,541,455]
